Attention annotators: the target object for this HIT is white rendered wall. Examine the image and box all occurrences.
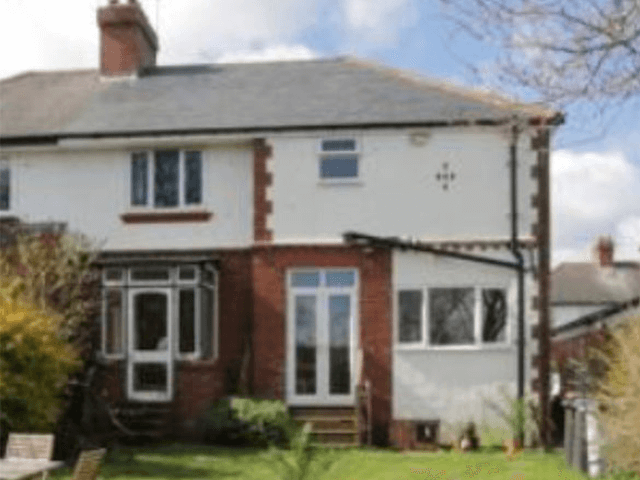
[392,249,536,441]
[5,143,253,250]
[270,128,538,243]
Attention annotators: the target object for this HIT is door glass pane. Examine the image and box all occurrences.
[200,287,214,359]
[185,151,202,205]
[326,271,355,287]
[329,295,351,394]
[154,150,179,207]
[105,289,123,355]
[291,272,320,287]
[295,295,317,395]
[134,292,168,351]
[133,363,167,392]
[179,289,196,354]
[429,288,475,346]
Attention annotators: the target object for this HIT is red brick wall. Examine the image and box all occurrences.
[98,2,158,76]
[98,250,251,436]
[251,245,392,445]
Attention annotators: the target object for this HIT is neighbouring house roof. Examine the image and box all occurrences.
[1,57,561,140]
[551,261,640,305]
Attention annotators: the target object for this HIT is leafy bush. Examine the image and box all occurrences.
[0,289,79,432]
[201,397,295,446]
[483,386,539,445]
[594,319,640,474]
[0,232,96,444]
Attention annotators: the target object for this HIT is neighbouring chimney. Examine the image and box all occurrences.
[97,0,158,76]
[595,236,614,267]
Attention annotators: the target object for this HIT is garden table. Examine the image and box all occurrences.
[0,458,64,480]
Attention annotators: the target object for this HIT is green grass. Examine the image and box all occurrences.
[50,444,593,480]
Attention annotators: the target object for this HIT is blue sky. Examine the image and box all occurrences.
[1,0,639,265]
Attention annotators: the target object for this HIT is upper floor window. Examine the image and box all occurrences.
[131,150,202,208]
[319,138,359,181]
[0,158,10,211]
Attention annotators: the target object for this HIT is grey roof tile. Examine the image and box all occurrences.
[551,262,640,304]
[1,57,558,139]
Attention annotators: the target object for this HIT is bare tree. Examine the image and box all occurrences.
[440,0,640,109]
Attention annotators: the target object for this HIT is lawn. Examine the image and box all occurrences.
[49,444,593,480]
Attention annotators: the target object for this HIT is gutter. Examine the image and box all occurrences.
[0,113,565,147]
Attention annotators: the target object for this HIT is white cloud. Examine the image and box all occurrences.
[551,149,640,266]
[344,0,418,44]
[216,45,318,64]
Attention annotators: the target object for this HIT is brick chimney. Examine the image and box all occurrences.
[595,236,614,267]
[98,0,158,76]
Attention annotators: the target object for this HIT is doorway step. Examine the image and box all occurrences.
[290,407,359,447]
[113,401,175,440]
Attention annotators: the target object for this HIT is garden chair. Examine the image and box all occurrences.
[5,433,56,480]
[5,433,55,461]
[70,449,106,480]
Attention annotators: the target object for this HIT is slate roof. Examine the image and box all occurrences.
[1,58,559,140]
[551,262,640,305]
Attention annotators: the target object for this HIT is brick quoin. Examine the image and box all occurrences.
[251,245,393,445]
[253,139,273,242]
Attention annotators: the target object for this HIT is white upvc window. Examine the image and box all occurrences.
[318,138,359,182]
[100,264,218,361]
[396,285,510,349]
[131,150,203,208]
[0,157,11,211]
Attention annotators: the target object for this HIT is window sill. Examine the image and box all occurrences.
[317,179,363,187]
[395,343,514,352]
[121,209,213,224]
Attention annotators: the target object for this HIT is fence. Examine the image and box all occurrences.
[563,398,606,477]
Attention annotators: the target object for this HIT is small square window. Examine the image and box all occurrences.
[319,138,359,180]
[429,288,475,346]
[326,271,355,287]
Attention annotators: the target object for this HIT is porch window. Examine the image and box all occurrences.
[100,264,217,360]
[0,158,10,211]
[396,286,509,348]
[130,150,203,208]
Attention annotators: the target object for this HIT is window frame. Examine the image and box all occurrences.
[395,284,511,350]
[100,264,218,362]
[0,156,12,213]
[317,138,361,184]
[129,150,205,209]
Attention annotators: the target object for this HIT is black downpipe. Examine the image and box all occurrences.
[510,123,526,443]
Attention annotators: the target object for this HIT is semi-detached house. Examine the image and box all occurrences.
[0,0,563,447]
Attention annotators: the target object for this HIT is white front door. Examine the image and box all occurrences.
[287,269,358,406]
[127,288,173,402]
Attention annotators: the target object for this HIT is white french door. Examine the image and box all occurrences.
[287,269,358,406]
[127,288,173,402]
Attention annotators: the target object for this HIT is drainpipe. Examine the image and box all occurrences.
[509,121,526,445]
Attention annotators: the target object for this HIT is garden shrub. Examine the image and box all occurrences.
[594,318,640,474]
[0,290,79,432]
[201,397,295,446]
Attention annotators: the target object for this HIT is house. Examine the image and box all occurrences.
[0,0,562,446]
[551,237,640,395]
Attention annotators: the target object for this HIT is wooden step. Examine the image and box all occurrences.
[290,406,359,446]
